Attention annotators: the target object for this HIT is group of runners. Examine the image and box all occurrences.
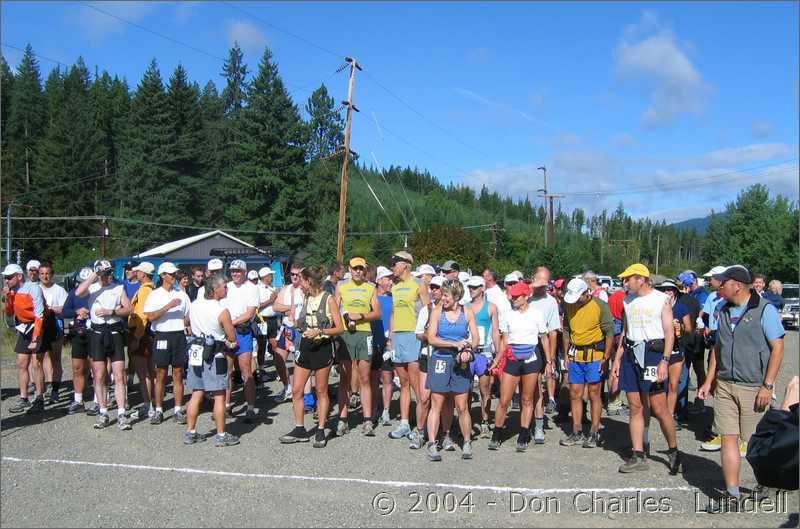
[2,252,787,507]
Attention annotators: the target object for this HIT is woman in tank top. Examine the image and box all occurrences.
[424,279,479,461]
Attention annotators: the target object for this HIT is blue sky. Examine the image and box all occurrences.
[3,1,798,223]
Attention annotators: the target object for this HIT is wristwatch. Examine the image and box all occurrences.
[660,356,669,364]
[762,382,775,391]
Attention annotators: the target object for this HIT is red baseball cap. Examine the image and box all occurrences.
[554,278,566,289]
[508,281,531,298]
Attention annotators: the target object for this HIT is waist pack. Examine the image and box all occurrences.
[93,322,125,348]
[189,335,223,362]
[234,322,252,336]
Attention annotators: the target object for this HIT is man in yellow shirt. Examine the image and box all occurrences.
[560,278,613,449]
[128,262,157,420]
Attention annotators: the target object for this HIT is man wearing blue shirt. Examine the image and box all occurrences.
[698,265,785,512]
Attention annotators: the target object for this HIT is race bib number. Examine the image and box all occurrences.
[477,327,486,346]
[568,346,576,358]
[643,365,658,382]
[188,343,204,366]
[366,335,373,356]
[524,352,538,364]
[434,359,447,374]
[383,349,393,361]
[156,340,168,350]
[257,322,269,336]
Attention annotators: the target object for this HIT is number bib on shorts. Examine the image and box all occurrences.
[188,343,204,366]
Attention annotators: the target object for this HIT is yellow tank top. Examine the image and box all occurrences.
[339,280,375,332]
[391,278,420,332]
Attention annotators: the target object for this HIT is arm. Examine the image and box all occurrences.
[143,294,181,322]
[466,308,479,350]
[322,295,345,337]
[354,290,382,323]
[271,287,291,313]
[755,337,785,411]
[657,299,674,382]
[29,286,46,343]
[489,304,501,354]
[418,282,431,312]
[698,343,719,399]
[258,289,278,311]
[231,306,256,327]
[218,308,238,346]
[75,272,96,298]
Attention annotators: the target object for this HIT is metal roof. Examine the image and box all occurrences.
[133,230,257,258]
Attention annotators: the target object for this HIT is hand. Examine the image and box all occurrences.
[2,286,9,296]
[27,339,38,351]
[599,358,608,376]
[754,387,772,412]
[167,298,182,310]
[459,351,471,363]
[697,382,712,400]
[656,361,668,383]
[610,360,620,380]
[703,328,710,338]
[76,308,90,319]
[94,307,112,318]
[346,312,360,322]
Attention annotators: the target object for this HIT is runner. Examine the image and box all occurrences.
[611,263,680,474]
[75,260,132,429]
[465,275,501,438]
[411,275,445,449]
[185,265,204,302]
[194,258,224,301]
[387,251,431,440]
[528,267,560,444]
[424,279,479,461]
[335,256,382,436]
[583,271,609,302]
[25,260,40,283]
[654,280,693,430]
[271,262,306,403]
[371,266,395,426]
[4,263,47,414]
[279,266,345,447]
[143,262,191,425]
[122,261,141,300]
[489,281,550,452]
[255,266,278,381]
[184,274,241,447]
[221,259,259,422]
[62,267,93,414]
[38,262,68,404]
[559,278,613,448]
[127,261,157,420]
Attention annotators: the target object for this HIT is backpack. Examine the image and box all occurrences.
[297,292,332,332]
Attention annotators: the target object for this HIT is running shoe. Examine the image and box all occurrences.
[425,441,442,462]
[280,426,310,444]
[118,414,132,431]
[668,449,682,475]
[380,409,392,426]
[9,398,31,414]
[27,398,44,414]
[618,454,648,473]
[408,429,423,449]
[243,408,256,424]
[479,422,490,438]
[560,432,584,447]
[66,401,85,415]
[336,420,349,437]
[488,427,503,450]
[183,431,203,445]
[545,399,557,415]
[362,421,376,437]
[389,422,411,439]
[86,404,99,416]
[700,435,722,452]
[516,430,530,453]
[461,440,473,460]
[150,410,164,425]
[93,413,110,429]
[441,434,456,452]
[214,432,240,447]
[582,432,600,448]
[175,409,188,424]
[313,428,327,448]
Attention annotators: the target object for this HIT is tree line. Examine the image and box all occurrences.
[2,44,797,281]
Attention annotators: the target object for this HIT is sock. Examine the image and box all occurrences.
[174,406,181,414]
[100,407,108,415]
[666,446,677,454]
[726,485,740,498]
[634,450,644,459]
[93,394,98,404]
[246,404,252,412]
[52,381,60,393]
[118,408,125,418]
[401,419,409,426]
[189,429,196,434]
[156,407,163,413]
[643,427,650,445]
[534,417,544,431]
[74,394,83,404]
[148,403,155,412]
[295,424,305,430]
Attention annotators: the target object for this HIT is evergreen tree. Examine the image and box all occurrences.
[221,43,248,117]
[304,84,343,160]
[6,44,45,195]
[1,55,15,191]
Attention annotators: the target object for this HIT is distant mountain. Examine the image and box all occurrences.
[671,213,727,235]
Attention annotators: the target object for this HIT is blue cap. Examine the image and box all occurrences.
[676,271,696,287]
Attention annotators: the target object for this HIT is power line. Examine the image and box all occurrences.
[372,151,421,231]
[1,43,68,67]
[5,170,120,201]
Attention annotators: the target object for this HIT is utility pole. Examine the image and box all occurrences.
[100,217,109,257]
[537,165,563,248]
[491,223,498,258]
[537,166,548,246]
[5,203,12,265]
[655,232,661,275]
[336,57,362,262]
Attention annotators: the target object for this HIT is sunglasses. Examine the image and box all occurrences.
[505,281,518,286]
[290,272,300,277]
[352,266,365,272]
[467,285,481,290]
[390,257,411,266]
[429,285,441,290]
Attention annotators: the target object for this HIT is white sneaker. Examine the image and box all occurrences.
[392,376,400,390]
[283,385,293,401]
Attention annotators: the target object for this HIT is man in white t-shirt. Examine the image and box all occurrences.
[195,258,225,301]
[611,263,679,475]
[143,262,190,425]
[38,262,68,404]
[255,266,278,377]
[528,266,561,444]
[272,262,306,402]
[483,268,511,326]
[223,259,259,421]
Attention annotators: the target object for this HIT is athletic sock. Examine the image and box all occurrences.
[118,408,125,418]
[100,407,108,415]
[189,429,196,434]
[633,450,644,459]
[727,486,740,498]
[534,417,544,430]
[156,407,163,413]
[74,394,83,403]
[401,419,409,426]
[174,406,181,414]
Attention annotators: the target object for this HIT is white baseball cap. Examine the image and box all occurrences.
[26,260,41,271]
[2,263,23,277]
[417,264,436,276]
[564,278,589,304]
[703,265,727,278]
[93,259,113,273]
[157,262,179,275]
[229,259,247,271]
[458,271,470,283]
[207,258,224,272]
[258,266,274,278]
[411,270,422,278]
[132,261,155,275]
[376,266,393,280]
[430,276,445,287]
[466,276,485,288]
[504,273,520,284]
[247,270,259,280]
[78,267,92,281]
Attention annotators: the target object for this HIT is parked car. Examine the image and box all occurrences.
[781,283,799,330]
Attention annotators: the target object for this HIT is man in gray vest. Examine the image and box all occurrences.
[698,265,785,512]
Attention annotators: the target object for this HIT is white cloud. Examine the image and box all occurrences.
[75,1,159,44]
[227,20,269,57]
[700,143,792,167]
[615,11,712,128]
[751,119,773,139]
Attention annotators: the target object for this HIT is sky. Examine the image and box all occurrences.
[3,1,798,224]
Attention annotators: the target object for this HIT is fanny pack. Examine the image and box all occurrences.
[624,338,665,368]
[235,322,252,336]
[188,335,224,363]
[573,341,606,362]
[92,322,125,349]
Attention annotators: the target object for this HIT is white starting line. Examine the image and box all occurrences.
[2,456,697,496]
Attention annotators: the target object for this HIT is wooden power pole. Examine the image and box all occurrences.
[336,57,362,262]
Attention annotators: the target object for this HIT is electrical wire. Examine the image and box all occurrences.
[1,43,68,67]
